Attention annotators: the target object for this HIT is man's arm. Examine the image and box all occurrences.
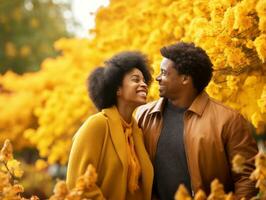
[225,113,259,199]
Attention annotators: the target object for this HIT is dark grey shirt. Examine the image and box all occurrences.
[154,100,191,200]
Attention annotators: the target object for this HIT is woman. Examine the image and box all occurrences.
[66,51,153,200]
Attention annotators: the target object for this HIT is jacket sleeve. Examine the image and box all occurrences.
[225,113,258,199]
[66,114,107,199]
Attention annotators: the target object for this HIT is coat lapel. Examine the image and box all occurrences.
[102,107,128,170]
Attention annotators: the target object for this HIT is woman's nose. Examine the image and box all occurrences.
[141,81,148,88]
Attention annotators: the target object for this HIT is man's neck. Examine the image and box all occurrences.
[168,89,198,109]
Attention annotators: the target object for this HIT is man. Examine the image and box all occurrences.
[136,42,258,199]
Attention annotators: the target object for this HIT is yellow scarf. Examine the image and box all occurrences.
[120,116,141,194]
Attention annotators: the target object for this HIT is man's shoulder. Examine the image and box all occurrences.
[138,100,159,111]
[136,100,161,121]
[207,96,241,117]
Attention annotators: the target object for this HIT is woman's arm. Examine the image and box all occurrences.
[66,114,107,199]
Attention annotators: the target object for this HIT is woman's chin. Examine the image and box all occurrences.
[134,100,147,107]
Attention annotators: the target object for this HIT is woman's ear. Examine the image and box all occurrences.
[117,88,121,96]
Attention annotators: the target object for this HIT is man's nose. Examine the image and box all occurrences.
[156,74,161,82]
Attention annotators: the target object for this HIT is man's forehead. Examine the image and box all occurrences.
[160,58,175,69]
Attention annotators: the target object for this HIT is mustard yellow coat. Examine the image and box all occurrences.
[66,106,153,200]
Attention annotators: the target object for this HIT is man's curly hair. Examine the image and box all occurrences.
[160,42,213,93]
[88,51,152,110]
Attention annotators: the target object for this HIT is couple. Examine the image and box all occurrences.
[66,42,258,200]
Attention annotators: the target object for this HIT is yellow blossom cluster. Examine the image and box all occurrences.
[0,0,265,165]
[0,140,37,200]
[174,178,250,200]
[0,139,98,200]
[250,153,266,198]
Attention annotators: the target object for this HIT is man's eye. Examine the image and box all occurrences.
[161,70,167,75]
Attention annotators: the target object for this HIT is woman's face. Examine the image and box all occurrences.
[117,68,148,108]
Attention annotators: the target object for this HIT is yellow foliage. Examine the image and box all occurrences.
[207,179,226,200]
[20,45,32,57]
[174,184,192,200]
[232,154,246,174]
[35,159,48,171]
[0,0,265,165]
[5,42,17,57]
[0,139,13,162]
[7,159,24,178]
[194,190,207,200]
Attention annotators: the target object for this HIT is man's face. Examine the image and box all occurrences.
[156,58,185,99]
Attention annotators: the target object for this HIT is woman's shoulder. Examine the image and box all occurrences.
[74,112,108,140]
[84,112,108,126]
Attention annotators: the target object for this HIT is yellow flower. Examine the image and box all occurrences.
[194,189,207,200]
[243,76,258,87]
[174,184,192,200]
[7,159,24,178]
[254,34,266,63]
[0,139,13,163]
[233,3,254,32]
[35,159,48,171]
[257,85,266,113]
[2,184,24,199]
[251,112,264,133]
[232,154,246,173]
[52,180,69,196]
[226,75,240,91]
[256,0,266,32]
[11,184,24,193]
[250,153,266,192]
[222,7,235,34]
[29,196,40,200]
[65,190,82,200]
[0,171,10,191]
[225,192,235,200]
[75,176,86,191]
[224,47,250,68]
[207,179,225,200]
[84,164,98,190]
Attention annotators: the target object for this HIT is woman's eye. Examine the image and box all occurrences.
[132,78,139,82]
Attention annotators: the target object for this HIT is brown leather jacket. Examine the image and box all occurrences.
[136,92,258,199]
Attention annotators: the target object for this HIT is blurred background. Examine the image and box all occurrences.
[0,0,265,198]
[0,0,109,74]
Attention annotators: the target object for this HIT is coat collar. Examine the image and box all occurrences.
[149,98,165,114]
[102,106,153,197]
[102,106,128,169]
[149,91,210,116]
[188,91,209,116]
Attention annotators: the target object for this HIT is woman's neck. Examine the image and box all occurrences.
[116,102,135,123]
